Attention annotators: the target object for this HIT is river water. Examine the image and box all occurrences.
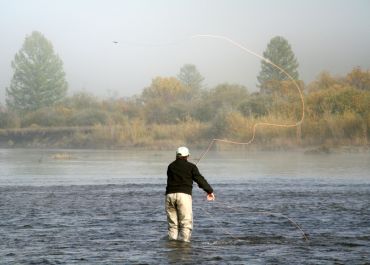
[0,148,369,264]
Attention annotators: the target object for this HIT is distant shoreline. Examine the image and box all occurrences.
[1,126,369,154]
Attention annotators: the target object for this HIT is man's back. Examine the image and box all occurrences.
[166,158,213,195]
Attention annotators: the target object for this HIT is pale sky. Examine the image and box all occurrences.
[1,0,369,103]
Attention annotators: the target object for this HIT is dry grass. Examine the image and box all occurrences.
[51,152,74,160]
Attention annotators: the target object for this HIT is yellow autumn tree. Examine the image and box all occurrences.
[142,77,191,102]
[346,67,370,91]
[141,77,192,124]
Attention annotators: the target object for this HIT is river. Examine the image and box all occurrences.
[0,148,369,264]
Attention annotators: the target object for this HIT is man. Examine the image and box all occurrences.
[165,146,215,242]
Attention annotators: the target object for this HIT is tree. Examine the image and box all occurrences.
[238,92,272,118]
[192,83,248,121]
[177,64,204,96]
[346,67,370,91]
[141,76,190,102]
[6,31,68,112]
[141,77,191,123]
[64,92,100,110]
[307,71,343,92]
[257,36,299,94]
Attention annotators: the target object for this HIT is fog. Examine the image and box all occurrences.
[1,0,369,103]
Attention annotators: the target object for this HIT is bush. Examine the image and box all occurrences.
[21,107,66,127]
[64,92,100,110]
[238,94,272,118]
[0,111,20,128]
[68,108,110,126]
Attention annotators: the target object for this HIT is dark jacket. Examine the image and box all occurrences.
[166,158,213,195]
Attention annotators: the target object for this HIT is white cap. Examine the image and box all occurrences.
[176,146,190,157]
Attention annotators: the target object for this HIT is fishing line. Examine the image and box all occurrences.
[116,34,308,241]
[199,201,309,241]
[185,34,308,241]
[118,34,305,157]
[190,34,305,165]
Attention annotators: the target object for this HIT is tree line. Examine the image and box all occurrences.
[1,31,369,149]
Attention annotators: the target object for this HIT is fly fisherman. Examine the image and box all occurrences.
[165,146,215,242]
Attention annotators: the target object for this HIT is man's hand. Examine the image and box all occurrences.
[207,193,215,201]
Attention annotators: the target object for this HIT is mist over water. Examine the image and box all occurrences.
[0,149,369,264]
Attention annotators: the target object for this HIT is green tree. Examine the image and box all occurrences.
[6,31,68,112]
[257,36,299,94]
[177,64,204,96]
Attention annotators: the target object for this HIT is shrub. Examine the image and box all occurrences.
[68,108,110,126]
[0,111,20,128]
[21,107,66,127]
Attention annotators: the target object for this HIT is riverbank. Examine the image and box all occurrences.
[1,126,368,154]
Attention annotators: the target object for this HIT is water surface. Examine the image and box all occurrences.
[0,149,369,264]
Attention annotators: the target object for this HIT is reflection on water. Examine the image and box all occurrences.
[0,149,369,264]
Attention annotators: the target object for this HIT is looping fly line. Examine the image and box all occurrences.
[116,34,308,241]
[188,35,308,241]
[189,34,305,165]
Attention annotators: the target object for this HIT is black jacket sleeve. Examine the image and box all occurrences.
[191,164,213,194]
